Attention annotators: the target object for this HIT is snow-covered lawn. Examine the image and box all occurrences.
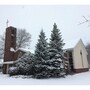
[0,71,90,85]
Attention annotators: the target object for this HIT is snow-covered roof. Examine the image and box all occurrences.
[63,39,81,50]
[17,48,34,53]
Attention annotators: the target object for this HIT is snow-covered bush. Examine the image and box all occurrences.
[15,52,34,75]
[8,67,18,76]
[8,52,34,76]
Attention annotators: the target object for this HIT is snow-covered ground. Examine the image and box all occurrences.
[0,71,90,85]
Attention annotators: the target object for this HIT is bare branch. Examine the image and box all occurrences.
[78,16,90,26]
[78,21,87,25]
[16,29,31,49]
[83,16,88,21]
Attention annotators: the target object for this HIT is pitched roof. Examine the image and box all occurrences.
[17,48,34,54]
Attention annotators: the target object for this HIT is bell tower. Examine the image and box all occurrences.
[4,26,17,61]
[3,26,17,74]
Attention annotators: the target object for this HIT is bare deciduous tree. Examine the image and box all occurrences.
[16,29,31,49]
[0,33,5,59]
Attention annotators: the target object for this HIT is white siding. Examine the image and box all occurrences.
[73,39,89,69]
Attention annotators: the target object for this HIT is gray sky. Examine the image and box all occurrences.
[0,5,90,50]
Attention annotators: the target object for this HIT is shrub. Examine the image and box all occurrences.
[8,67,18,76]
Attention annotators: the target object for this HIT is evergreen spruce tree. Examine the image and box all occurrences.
[48,23,65,77]
[34,29,49,61]
[33,30,49,78]
[49,23,65,59]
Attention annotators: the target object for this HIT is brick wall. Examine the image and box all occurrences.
[3,26,17,74]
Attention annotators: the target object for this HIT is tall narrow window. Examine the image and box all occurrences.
[80,50,84,68]
[11,30,15,47]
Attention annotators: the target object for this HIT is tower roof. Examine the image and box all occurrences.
[6,26,17,30]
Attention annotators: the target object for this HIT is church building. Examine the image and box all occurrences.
[64,39,89,73]
[2,26,89,74]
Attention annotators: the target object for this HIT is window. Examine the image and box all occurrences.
[11,35,14,47]
[11,30,15,46]
[11,29,15,34]
[80,50,82,55]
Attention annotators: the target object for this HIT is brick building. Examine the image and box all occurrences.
[3,26,17,74]
[3,26,29,74]
[63,39,89,73]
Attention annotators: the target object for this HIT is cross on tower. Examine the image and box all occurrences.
[6,19,9,27]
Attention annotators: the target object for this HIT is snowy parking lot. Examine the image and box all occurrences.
[0,71,90,85]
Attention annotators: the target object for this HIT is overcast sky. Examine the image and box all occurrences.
[0,5,90,50]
